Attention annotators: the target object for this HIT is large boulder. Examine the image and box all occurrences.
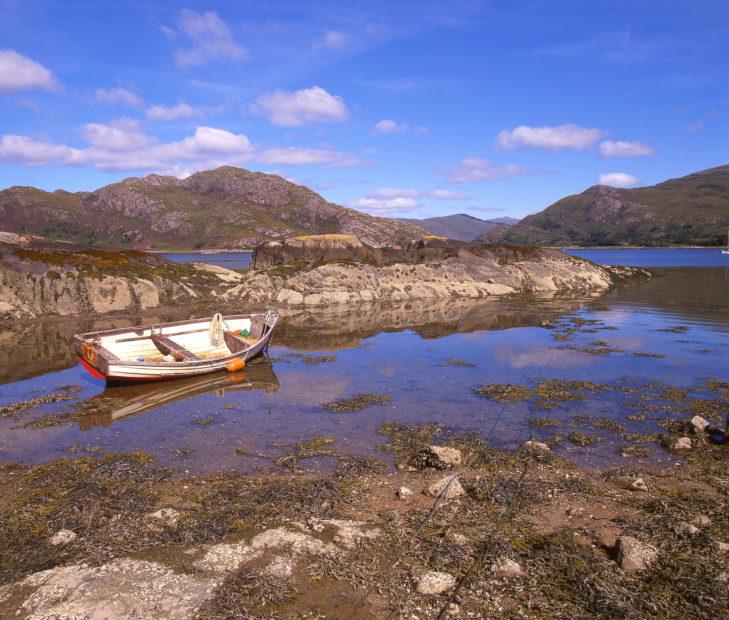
[252,234,372,269]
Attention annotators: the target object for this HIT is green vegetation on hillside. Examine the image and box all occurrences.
[485,165,729,246]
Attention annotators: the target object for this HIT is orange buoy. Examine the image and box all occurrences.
[226,358,245,373]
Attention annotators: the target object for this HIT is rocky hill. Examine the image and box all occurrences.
[0,234,645,319]
[0,167,424,250]
[482,165,729,246]
[398,213,519,241]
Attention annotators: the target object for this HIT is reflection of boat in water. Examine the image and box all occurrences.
[78,361,279,430]
[74,311,279,383]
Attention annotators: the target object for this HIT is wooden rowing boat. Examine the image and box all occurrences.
[74,310,279,383]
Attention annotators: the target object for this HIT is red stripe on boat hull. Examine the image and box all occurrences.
[78,357,107,380]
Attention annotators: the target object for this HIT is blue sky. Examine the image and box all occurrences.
[0,1,727,220]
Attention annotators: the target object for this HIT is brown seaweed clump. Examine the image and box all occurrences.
[323,393,391,413]
[473,383,532,403]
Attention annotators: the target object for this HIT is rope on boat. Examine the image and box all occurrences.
[209,312,227,347]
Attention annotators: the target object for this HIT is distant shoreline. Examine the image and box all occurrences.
[147,248,253,254]
[560,245,722,250]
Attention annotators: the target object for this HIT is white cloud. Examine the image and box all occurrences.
[598,172,638,187]
[348,188,421,213]
[80,119,150,151]
[0,123,254,175]
[146,102,201,121]
[0,135,80,165]
[171,9,248,68]
[428,189,468,200]
[94,87,143,108]
[0,49,58,92]
[445,158,527,183]
[252,86,348,127]
[374,119,407,135]
[598,140,655,157]
[315,30,348,50]
[496,124,604,151]
[259,146,362,167]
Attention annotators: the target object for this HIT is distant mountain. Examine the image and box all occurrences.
[0,166,425,250]
[398,213,519,242]
[482,165,729,246]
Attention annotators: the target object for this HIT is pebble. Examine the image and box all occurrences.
[397,486,414,500]
[426,476,465,500]
[49,529,77,546]
[614,476,648,492]
[491,556,524,577]
[690,415,709,433]
[692,515,711,528]
[418,445,463,469]
[416,571,456,595]
[565,507,585,517]
[616,536,658,572]
[716,541,729,553]
[522,440,550,452]
[672,436,692,450]
[146,508,181,528]
[677,521,700,536]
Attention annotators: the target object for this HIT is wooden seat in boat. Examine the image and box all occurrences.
[151,334,201,361]
[223,331,258,354]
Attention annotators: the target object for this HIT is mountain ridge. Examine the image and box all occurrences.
[0,166,425,250]
[481,164,729,246]
[398,213,519,241]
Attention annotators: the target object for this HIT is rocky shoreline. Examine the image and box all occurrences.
[0,234,648,320]
[0,415,726,618]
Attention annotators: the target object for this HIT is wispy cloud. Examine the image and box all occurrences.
[259,146,362,167]
[373,119,427,135]
[168,9,248,69]
[598,172,638,187]
[444,158,527,183]
[427,189,468,200]
[146,102,202,121]
[541,30,663,64]
[348,187,420,213]
[373,119,406,135]
[94,87,143,108]
[314,30,349,51]
[599,140,655,157]
[252,86,349,127]
[497,124,604,151]
[355,76,454,92]
[684,121,705,134]
[0,49,59,92]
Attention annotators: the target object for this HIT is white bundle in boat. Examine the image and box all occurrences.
[209,312,227,347]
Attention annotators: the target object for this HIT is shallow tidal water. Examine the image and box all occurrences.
[1,249,728,474]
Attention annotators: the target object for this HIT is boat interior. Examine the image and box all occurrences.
[98,317,262,363]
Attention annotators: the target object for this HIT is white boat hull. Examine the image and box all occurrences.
[75,311,278,383]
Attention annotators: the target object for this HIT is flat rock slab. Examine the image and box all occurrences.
[0,558,219,620]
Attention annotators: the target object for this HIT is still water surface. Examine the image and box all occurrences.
[161,251,252,270]
[1,250,727,473]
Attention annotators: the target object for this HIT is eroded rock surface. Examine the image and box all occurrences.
[0,518,381,619]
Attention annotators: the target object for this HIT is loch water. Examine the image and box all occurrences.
[1,249,728,473]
